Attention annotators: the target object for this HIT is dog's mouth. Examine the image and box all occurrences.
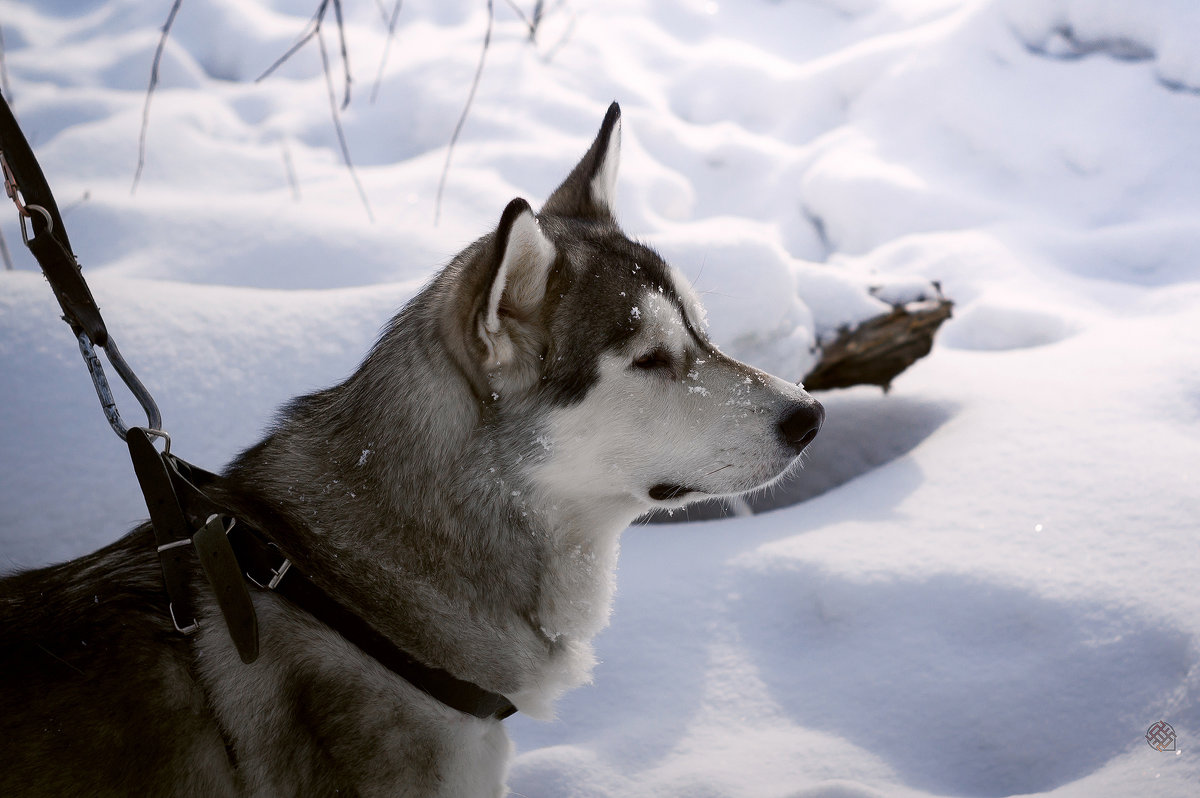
[648,483,702,502]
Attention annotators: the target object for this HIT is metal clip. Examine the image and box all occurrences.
[75,329,164,441]
[1,150,26,216]
[0,151,51,243]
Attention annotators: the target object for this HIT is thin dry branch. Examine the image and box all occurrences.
[369,0,404,104]
[0,227,14,271]
[257,0,369,220]
[280,138,301,200]
[0,25,13,102]
[255,0,352,103]
[502,0,539,39]
[318,28,373,221]
[434,0,493,226]
[62,190,91,215]
[539,0,577,62]
[256,0,326,83]
[330,0,352,109]
[530,1,545,41]
[132,0,184,193]
[371,0,390,26]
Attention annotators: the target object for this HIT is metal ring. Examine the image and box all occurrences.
[19,203,53,244]
[25,203,52,232]
[141,428,172,454]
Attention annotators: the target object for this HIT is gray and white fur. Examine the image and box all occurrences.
[0,103,823,797]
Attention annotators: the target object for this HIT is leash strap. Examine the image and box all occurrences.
[193,514,260,663]
[1,94,161,438]
[127,428,201,634]
[0,98,85,333]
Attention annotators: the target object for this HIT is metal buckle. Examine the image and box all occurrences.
[157,538,195,632]
[248,549,292,591]
[168,602,199,635]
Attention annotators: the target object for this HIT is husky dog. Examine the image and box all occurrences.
[0,103,822,797]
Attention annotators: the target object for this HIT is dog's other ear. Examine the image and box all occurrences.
[541,101,621,221]
[474,197,556,392]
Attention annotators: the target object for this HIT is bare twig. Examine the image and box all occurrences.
[257,0,351,109]
[0,227,14,270]
[502,0,537,38]
[256,0,327,83]
[0,24,13,102]
[257,0,369,220]
[62,190,91,216]
[371,0,391,26]
[530,0,545,41]
[434,0,493,226]
[132,0,184,194]
[330,0,352,109]
[542,0,577,62]
[369,0,404,104]
[318,28,373,221]
[280,138,301,200]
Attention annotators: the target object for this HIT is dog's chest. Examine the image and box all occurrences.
[200,600,514,796]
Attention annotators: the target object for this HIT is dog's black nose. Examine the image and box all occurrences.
[778,400,824,455]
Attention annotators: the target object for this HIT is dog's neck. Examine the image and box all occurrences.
[506,494,641,715]
[225,320,641,717]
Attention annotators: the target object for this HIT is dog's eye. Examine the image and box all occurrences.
[633,348,673,372]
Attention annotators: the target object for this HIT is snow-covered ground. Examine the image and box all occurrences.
[2,0,1198,795]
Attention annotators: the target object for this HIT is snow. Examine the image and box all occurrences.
[2,0,1198,795]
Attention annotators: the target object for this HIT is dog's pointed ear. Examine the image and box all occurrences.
[473,197,556,390]
[541,101,621,221]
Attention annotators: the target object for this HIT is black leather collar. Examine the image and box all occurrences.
[159,446,517,722]
[226,521,517,720]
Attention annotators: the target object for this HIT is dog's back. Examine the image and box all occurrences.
[0,526,239,796]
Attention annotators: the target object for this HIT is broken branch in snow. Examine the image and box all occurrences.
[803,291,954,392]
